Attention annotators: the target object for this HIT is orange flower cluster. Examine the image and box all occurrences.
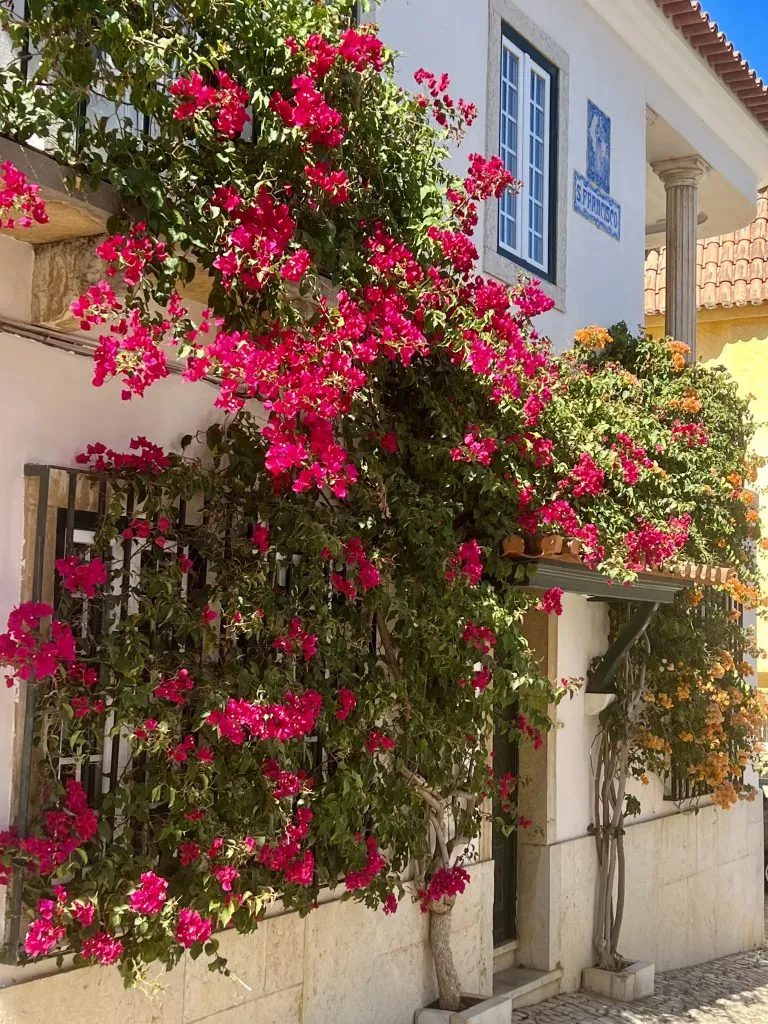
[724,577,766,610]
[712,781,739,810]
[574,325,612,351]
[638,731,671,753]
[665,339,691,371]
[618,370,640,387]
[669,389,702,415]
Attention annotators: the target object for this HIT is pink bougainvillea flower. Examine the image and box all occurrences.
[81,931,124,965]
[383,892,398,915]
[380,432,398,454]
[154,668,195,705]
[418,865,470,912]
[450,426,497,467]
[280,248,312,282]
[272,617,318,661]
[251,523,270,554]
[178,841,201,866]
[472,666,492,691]
[344,835,387,891]
[331,572,357,600]
[176,908,213,948]
[0,602,75,685]
[262,758,309,800]
[0,160,48,229]
[538,588,564,616]
[76,437,170,475]
[568,453,605,498]
[130,871,168,916]
[259,807,314,887]
[212,864,240,893]
[365,730,395,753]
[461,622,496,654]
[71,900,95,926]
[445,539,483,586]
[170,70,250,139]
[24,916,65,957]
[208,690,323,744]
[335,688,357,721]
[464,153,515,200]
[304,161,350,205]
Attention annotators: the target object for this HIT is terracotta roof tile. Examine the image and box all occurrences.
[655,2,768,129]
[501,533,734,585]
[645,195,768,314]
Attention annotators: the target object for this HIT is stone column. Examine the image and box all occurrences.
[651,156,710,358]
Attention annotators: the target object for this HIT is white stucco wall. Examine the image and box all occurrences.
[538,596,765,990]
[0,330,223,839]
[374,0,768,351]
[0,328,495,1021]
[374,0,648,349]
[553,594,694,840]
[553,594,606,841]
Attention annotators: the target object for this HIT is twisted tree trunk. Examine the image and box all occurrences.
[429,898,462,1012]
[592,629,650,970]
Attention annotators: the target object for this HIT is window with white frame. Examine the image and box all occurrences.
[498,25,558,282]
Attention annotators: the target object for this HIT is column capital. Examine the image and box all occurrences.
[651,155,711,189]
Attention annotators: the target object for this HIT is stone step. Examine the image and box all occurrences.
[493,967,563,1011]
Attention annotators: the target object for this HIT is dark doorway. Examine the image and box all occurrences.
[492,704,518,946]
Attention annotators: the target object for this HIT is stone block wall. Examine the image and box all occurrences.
[0,861,493,1024]
[553,798,764,991]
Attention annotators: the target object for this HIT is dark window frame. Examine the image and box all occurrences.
[497,22,559,285]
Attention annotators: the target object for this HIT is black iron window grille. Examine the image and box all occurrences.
[662,590,745,803]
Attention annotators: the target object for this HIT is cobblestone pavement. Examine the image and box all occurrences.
[512,904,768,1024]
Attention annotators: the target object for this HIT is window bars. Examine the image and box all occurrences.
[662,589,745,803]
[6,465,106,958]
[5,463,361,958]
[6,463,198,959]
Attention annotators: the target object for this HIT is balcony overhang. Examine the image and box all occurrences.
[501,534,732,605]
[502,534,735,699]
[0,136,120,244]
[645,113,757,247]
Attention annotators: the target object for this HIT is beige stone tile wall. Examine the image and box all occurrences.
[551,800,765,992]
[0,861,493,1024]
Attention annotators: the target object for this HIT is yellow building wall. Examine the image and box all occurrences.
[647,307,768,688]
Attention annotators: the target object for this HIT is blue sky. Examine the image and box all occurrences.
[703,1,768,81]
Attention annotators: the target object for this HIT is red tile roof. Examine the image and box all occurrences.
[654,1,768,128]
[645,192,768,314]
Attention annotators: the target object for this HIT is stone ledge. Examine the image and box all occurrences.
[0,136,121,245]
[494,966,563,1009]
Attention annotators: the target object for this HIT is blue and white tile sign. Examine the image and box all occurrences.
[574,100,621,241]
[573,172,621,241]
[587,100,611,193]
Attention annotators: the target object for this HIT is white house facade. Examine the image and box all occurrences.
[0,2,766,1022]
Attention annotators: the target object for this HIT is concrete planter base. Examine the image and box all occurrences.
[415,991,513,1023]
[582,961,655,1002]
[583,692,616,716]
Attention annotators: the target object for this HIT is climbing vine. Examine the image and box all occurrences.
[0,0,765,1007]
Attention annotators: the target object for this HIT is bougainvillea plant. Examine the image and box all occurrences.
[554,323,768,971]
[0,0,765,1009]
